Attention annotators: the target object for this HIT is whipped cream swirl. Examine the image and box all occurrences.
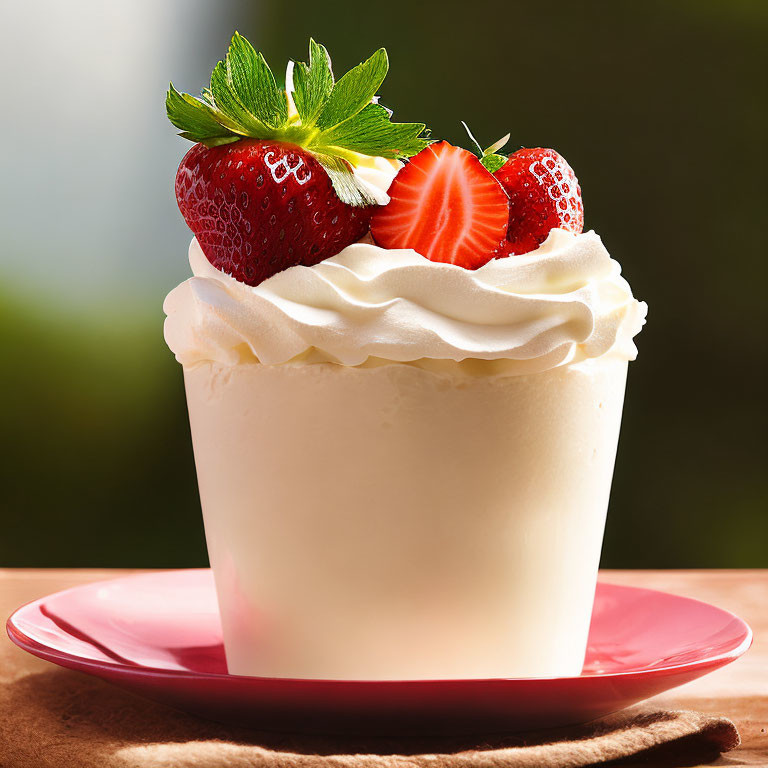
[164,228,647,374]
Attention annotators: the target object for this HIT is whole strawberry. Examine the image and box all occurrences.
[167,34,429,286]
[493,148,584,257]
[465,126,584,258]
[175,141,371,285]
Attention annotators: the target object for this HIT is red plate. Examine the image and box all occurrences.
[6,569,751,734]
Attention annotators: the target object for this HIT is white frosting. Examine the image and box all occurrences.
[164,228,647,374]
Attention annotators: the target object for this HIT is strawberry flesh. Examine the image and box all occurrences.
[494,147,583,257]
[370,141,509,269]
[175,140,372,286]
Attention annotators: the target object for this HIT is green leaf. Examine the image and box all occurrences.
[226,32,288,129]
[292,39,334,126]
[166,35,433,167]
[209,60,272,137]
[165,84,235,142]
[316,103,428,158]
[312,153,381,207]
[480,153,508,173]
[316,48,388,130]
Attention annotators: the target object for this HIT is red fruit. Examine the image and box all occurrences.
[175,140,372,286]
[370,141,509,269]
[494,148,583,257]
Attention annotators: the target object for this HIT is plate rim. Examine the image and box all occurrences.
[6,568,753,686]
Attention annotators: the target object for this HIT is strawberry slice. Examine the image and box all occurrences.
[370,141,509,269]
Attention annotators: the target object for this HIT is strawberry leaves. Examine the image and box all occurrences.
[166,87,240,145]
[292,39,334,125]
[224,32,288,130]
[209,60,269,137]
[480,152,509,173]
[479,133,511,173]
[315,48,388,130]
[318,104,428,159]
[296,43,427,159]
[166,33,430,207]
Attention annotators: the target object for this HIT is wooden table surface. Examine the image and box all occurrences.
[1,569,766,766]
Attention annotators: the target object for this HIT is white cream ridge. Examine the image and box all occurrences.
[164,227,647,374]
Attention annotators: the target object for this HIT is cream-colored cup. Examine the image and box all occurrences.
[184,356,628,680]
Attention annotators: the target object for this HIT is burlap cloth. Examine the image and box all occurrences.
[0,666,740,768]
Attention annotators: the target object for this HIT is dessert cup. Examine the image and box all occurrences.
[164,35,647,684]
[184,355,628,680]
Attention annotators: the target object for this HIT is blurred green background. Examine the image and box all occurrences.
[1,0,766,568]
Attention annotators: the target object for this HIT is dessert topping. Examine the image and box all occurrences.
[167,34,429,285]
[168,32,587,283]
[370,141,509,269]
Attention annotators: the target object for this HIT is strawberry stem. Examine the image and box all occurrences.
[461,121,485,157]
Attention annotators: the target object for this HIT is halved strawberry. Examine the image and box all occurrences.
[370,141,509,269]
